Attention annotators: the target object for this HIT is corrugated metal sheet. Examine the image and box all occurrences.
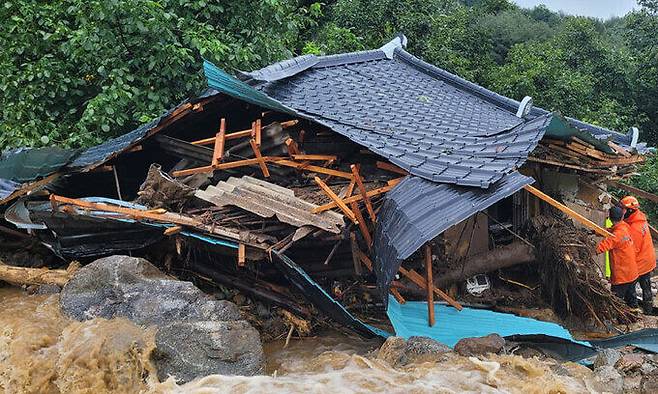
[0,147,76,182]
[373,172,533,300]
[386,295,585,348]
[196,176,345,234]
[0,178,20,201]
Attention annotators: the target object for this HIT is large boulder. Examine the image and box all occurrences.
[60,255,264,383]
[454,334,505,357]
[152,320,264,382]
[60,255,240,325]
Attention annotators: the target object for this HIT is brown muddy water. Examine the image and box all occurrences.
[0,286,601,393]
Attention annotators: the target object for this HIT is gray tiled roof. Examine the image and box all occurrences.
[373,171,534,302]
[243,39,552,188]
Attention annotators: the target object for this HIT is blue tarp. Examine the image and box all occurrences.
[387,296,586,348]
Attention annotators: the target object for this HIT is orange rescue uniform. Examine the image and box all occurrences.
[596,221,638,285]
[625,210,657,276]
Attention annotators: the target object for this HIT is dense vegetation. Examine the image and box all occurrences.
[2,0,657,149]
[3,0,658,214]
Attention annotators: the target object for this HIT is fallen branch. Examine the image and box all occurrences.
[0,260,79,287]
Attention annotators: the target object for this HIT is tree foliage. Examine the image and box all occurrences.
[2,0,658,152]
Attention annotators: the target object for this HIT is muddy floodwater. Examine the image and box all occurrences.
[0,287,600,393]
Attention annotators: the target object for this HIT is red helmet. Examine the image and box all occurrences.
[620,195,640,210]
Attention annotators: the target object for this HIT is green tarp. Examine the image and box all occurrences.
[0,147,77,182]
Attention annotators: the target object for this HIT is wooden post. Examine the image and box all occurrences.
[313,176,357,222]
[349,231,362,276]
[211,118,226,166]
[249,139,270,177]
[285,138,301,156]
[424,244,435,327]
[112,166,123,201]
[255,119,262,146]
[238,243,246,267]
[524,184,613,237]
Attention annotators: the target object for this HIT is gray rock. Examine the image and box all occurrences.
[377,336,451,366]
[454,334,505,357]
[641,370,658,393]
[60,255,240,326]
[593,349,622,369]
[36,284,61,295]
[152,320,264,383]
[592,366,624,394]
[615,353,645,375]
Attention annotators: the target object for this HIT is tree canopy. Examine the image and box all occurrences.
[2,0,658,149]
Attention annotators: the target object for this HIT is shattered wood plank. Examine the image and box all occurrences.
[256,119,262,146]
[523,185,613,237]
[376,161,409,176]
[312,184,396,213]
[211,118,226,166]
[607,180,658,204]
[274,159,354,179]
[398,267,463,311]
[171,157,285,177]
[314,176,357,223]
[351,164,376,223]
[424,244,435,327]
[285,138,301,156]
[390,288,406,304]
[608,141,631,157]
[249,139,270,178]
[526,157,613,174]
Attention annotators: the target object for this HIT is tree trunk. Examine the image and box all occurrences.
[435,242,535,288]
[0,260,79,287]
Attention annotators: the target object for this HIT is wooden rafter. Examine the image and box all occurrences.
[376,161,409,176]
[192,119,298,146]
[314,176,357,223]
[274,159,354,179]
[255,119,262,146]
[351,164,376,223]
[524,184,613,237]
[250,139,270,178]
[285,138,301,156]
[291,154,338,161]
[313,184,396,213]
[211,118,226,166]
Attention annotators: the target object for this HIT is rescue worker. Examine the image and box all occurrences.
[596,206,639,308]
[621,196,656,314]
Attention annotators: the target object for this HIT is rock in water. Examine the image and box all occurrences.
[377,336,451,366]
[152,320,264,382]
[454,334,505,356]
[60,255,265,383]
[60,255,240,325]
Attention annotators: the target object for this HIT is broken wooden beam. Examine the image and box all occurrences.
[0,260,78,287]
[255,119,262,146]
[351,164,376,223]
[249,139,270,177]
[314,176,357,223]
[163,226,183,236]
[349,231,362,276]
[351,202,372,248]
[285,138,301,156]
[376,161,409,176]
[398,266,463,311]
[424,244,435,326]
[171,157,285,177]
[390,287,406,304]
[291,154,338,161]
[211,118,226,166]
[274,159,354,179]
[607,180,658,204]
[313,184,396,213]
[192,119,299,146]
[524,184,613,237]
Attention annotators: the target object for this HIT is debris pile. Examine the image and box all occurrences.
[526,213,640,325]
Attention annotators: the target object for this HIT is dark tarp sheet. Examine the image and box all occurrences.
[272,251,389,339]
[0,147,76,182]
[373,172,533,302]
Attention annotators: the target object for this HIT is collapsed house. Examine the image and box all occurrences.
[0,35,654,344]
